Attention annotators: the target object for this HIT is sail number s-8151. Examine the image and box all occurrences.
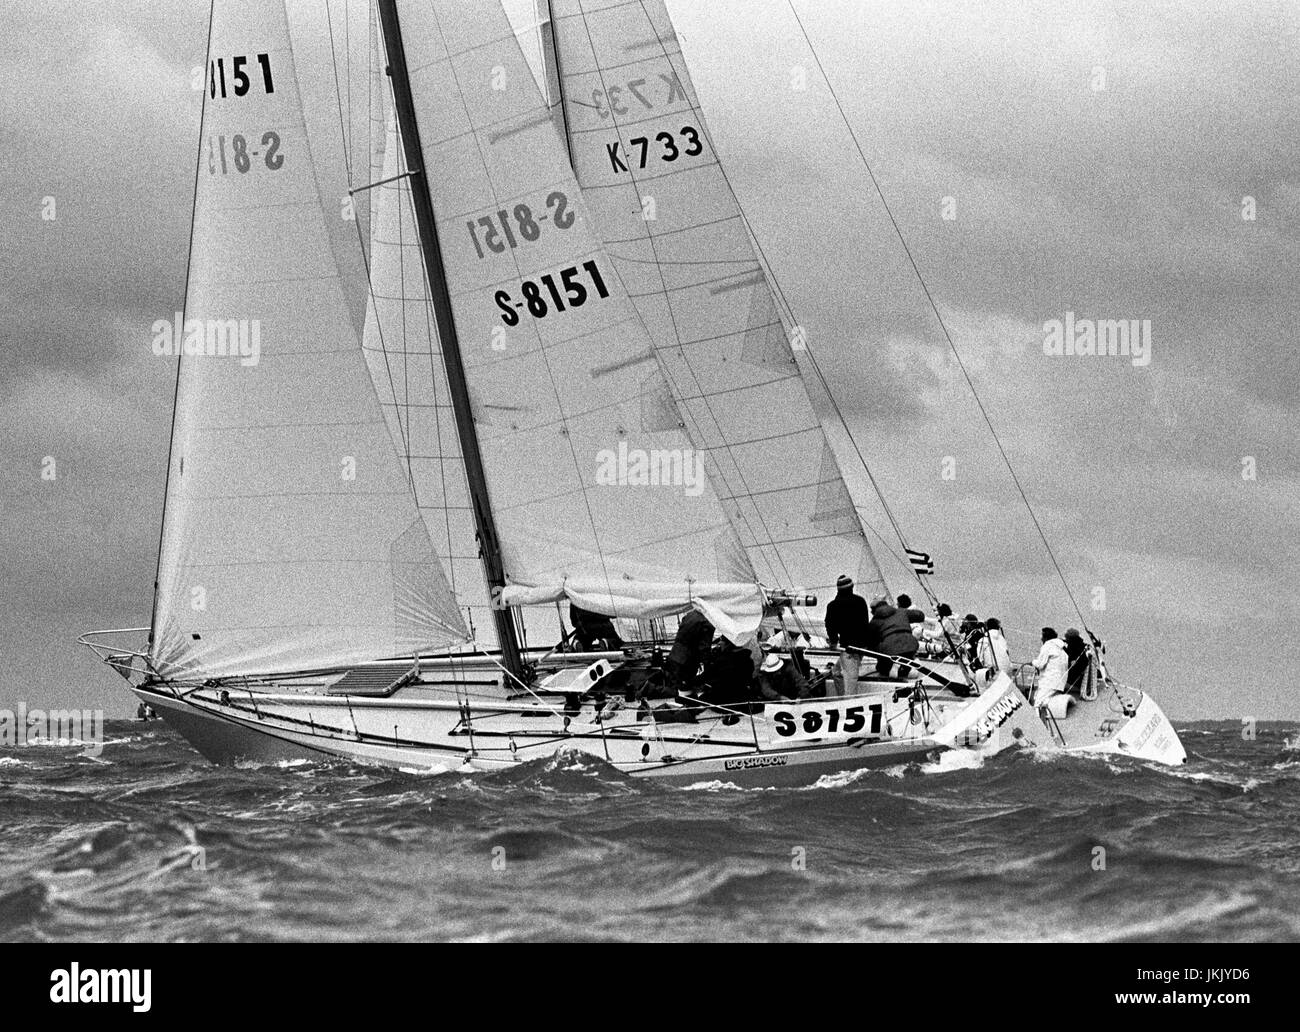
[494,260,610,326]
[468,191,574,259]
[769,702,883,742]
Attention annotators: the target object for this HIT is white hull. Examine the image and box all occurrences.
[94,637,1186,784]
[127,658,1035,788]
[997,687,1186,765]
[911,658,1187,765]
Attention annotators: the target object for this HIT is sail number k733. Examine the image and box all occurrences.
[494,261,609,326]
[607,126,702,173]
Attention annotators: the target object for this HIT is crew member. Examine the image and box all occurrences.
[1031,627,1068,705]
[700,637,757,706]
[824,574,870,696]
[919,602,959,657]
[896,593,926,627]
[977,617,1014,677]
[664,609,715,693]
[569,602,623,652]
[756,652,810,701]
[866,595,919,679]
[1063,628,1090,695]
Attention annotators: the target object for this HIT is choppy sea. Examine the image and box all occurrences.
[1,719,1297,942]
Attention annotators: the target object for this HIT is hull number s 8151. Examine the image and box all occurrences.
[770,702,883,743]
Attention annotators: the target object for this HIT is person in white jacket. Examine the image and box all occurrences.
[1031,627,1068,704]
[977,617,1013,678]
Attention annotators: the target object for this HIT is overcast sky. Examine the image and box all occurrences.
[2,0,1297,718]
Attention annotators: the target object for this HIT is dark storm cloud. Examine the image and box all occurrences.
[673,0,1299,712]
[1,0,1296,716]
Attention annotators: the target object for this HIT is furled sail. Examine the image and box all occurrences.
[548,0,888,608]
[384,0,764,640]
[150,0,468,680]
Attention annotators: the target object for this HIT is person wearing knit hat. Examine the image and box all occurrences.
[824,574,870,696]
[896,593,925,626]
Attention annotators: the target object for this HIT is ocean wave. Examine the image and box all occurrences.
[3,717,1297,942]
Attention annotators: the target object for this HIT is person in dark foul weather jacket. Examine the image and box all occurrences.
[1063,627,1091,695]
[824,574,871,696]
[866,596,920,679]
[756,652,810,701]
[664,609,715,691]
[568,602,623,652]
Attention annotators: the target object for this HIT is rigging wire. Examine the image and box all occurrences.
[149,0,216,647]
[781,0,1092,632]
[327,4,486,645]
[567,0,806,597]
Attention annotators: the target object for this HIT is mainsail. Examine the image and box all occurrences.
[150,0,468,680]
[382,0,764,640]
[547,0,888,608]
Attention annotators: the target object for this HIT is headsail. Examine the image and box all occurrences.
[548,0,888,607]
[383,0,764,640]
[361,114,502,645]
[150,0,468,680]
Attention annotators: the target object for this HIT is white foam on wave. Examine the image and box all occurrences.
[543,748,600,774]
[809,766,874,789]
[1166,767,1260,792]
[680,779,746,792]
[922,749,987,775]
[0,756,28,766]
[232,756,314,771]
[807,761,918,789]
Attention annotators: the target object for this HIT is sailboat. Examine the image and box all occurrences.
[82,0,1183,784]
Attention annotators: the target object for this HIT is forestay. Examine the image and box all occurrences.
[361,115,500,645]
[151,0,468,680]
[388,0,764,640]
[549,0,888,608]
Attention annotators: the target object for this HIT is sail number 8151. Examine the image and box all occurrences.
[494,260,609,326]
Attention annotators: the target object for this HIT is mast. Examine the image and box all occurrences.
[376,0,527,684]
